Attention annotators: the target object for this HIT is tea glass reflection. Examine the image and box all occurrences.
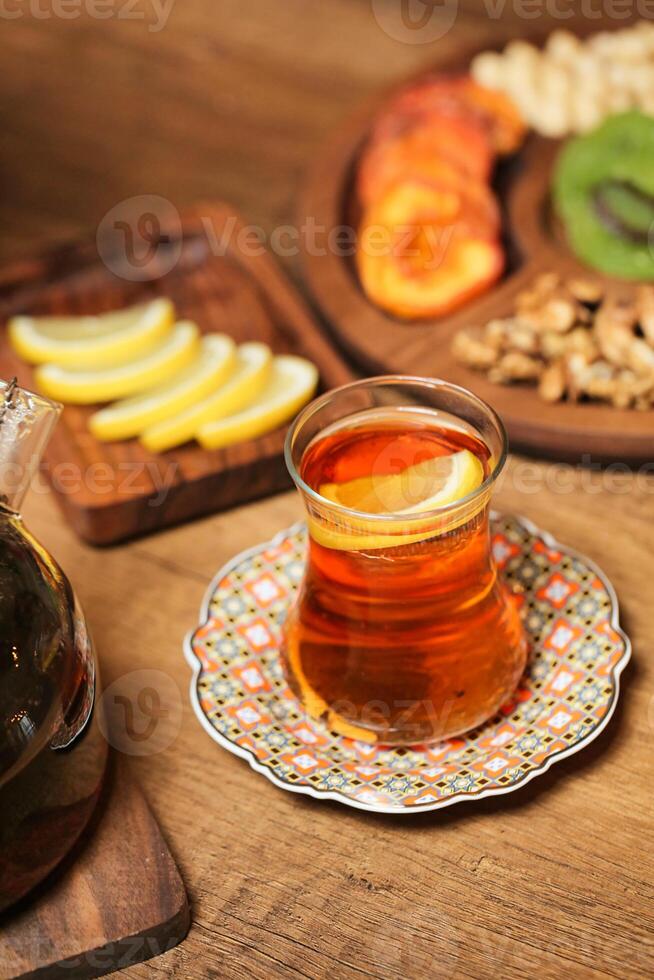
[281,376,527,745]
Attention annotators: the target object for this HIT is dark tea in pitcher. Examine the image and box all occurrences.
[0,380,106,912]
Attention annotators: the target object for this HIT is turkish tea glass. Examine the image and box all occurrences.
[281,376,527,745]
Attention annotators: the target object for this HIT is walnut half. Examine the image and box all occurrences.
[450,273,654,410]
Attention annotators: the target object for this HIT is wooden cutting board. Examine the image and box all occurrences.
[0,754,189,979]
[298,39,654,463]
[0,203,354,545]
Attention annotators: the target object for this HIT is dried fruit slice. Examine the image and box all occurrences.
[594,180,654,243]
[358,123,495,206]
[554,111,654,280]
[364,176,499,245]
[449,77,527,155]
[357,180,504,319]
[375,75,526,155]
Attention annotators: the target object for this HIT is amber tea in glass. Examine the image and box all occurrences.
[281,377,527,745]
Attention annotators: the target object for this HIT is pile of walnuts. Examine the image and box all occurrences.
[452,273,654,410]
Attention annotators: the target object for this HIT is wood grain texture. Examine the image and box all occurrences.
[0,755,189,979]
[18,464,654,980]
[0,204,353,544]
[299,26,654,463]
[1,3,654,979]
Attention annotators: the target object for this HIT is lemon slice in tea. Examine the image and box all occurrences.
[9,298,174,368]
[35,320,199,404]
[89,334,237,442]
[314,449,484,551]
[320,450,484,513]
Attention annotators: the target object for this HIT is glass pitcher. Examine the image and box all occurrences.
[282,376,527,746]
[0,379,107,913]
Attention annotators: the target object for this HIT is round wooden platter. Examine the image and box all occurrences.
[299,67,654,463]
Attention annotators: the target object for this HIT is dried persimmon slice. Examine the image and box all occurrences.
[356,180,504,320]
[374,75,526,156]
[358,117,494,204]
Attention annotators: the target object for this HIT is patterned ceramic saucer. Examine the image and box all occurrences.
[185,514,630,814]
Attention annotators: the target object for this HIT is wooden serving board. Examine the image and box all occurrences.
[299,45,654,463]
[0,755,189,980]
[0,203,353,545]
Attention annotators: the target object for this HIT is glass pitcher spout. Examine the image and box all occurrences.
[0,377,61,514]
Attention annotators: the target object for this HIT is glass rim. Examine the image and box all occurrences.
[284,374,508,525]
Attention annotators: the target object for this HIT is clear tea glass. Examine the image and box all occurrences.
[281,376,527,745]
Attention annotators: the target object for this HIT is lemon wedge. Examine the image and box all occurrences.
[320,450,484,514]
[35,320,200,404]
[8,298,174,367]
[196,355,318,450]
[313,449,485,551]
[88,334,237,441]
[141,342,273,453]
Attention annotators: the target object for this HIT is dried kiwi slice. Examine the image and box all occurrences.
[594,180,654,244]
[553,111,654,281]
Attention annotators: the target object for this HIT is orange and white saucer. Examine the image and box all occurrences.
[185,514,630,814]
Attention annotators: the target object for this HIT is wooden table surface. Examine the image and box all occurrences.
[2,3,654,977]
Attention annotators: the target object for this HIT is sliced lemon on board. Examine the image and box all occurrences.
[140,342,273,453]
[35,320,200,404]
[8,298,174,367]
[313,449,485,552]
[196,355,319,450]
[88,334,237,442]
